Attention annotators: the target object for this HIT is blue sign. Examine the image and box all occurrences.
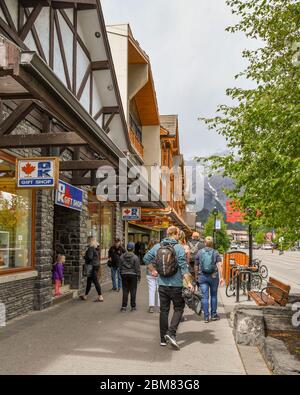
[122,207,141,221]
[55,180,83,211]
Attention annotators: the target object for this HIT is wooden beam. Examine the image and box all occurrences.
[0,0,17,32]
[94,106,119,121]
[0,93,34,100]
[0,101,35,136]
[19,3,43,41]
[0,132,87,149]
[24,8,46,62]
[59,9,91,61]
[91,61,109,71]
[49,6,54,69]
[77,63,91,100]
[103,111,116,132]
[60,160,111,171]
[72,5,77,94]
[54,10,72,90]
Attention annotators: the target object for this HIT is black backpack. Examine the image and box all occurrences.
[155,243,178,278]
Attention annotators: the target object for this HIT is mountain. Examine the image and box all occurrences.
[185,159,246,230]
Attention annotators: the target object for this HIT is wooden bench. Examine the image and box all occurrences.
[248,277,291,306]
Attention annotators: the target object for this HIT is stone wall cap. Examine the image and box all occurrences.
[0,270,38,284]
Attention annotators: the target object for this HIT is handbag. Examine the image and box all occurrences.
[107,260,112,268]
[83,262,93,277]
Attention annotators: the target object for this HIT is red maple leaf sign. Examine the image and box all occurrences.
[124,209,131,215]
[21,162,36,175]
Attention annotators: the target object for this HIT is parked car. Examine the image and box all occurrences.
[262,244,272,250]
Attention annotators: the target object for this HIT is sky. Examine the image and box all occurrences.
[101,0,255,159]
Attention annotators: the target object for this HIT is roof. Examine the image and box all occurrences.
[160,115,178,137]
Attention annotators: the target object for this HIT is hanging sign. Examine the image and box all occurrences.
[55,180,83,211]
[16,157,59,189]
[122,207,141,221]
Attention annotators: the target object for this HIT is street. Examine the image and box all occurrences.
[253,250,300,293]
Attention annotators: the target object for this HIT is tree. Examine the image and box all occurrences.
[254,230,265,246]
[204,212,231,254]
[200,0,300,242]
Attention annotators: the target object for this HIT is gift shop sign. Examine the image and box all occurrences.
[55,180,83,212]
[16,157,59,188]
[122,207,141,221]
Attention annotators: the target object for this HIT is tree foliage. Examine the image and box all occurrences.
[200,0,300,241]
[204,212,231,254]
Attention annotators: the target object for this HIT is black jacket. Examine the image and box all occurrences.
[84,246,100,269]
[108,245,126,268]
[120,252,141,279]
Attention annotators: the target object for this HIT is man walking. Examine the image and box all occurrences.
[144,226,194,350]
[194,236,225,323]
[108,239,125,291]
[120,242,141,312]
[187,232,204,280]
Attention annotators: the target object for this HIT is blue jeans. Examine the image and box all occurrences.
[198,273,219,319]
[111,267,122,290]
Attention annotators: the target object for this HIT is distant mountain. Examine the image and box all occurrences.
[185,159,246,230]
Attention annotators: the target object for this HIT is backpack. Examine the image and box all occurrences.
[182,287,203,316]
[188,241,200,262]
[200,249,216,274]
[155,243,178,278]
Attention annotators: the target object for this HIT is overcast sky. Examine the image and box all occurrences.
[101,0,255,159]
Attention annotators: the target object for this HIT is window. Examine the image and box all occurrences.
[0,153,34,273]
[87,194,114,260]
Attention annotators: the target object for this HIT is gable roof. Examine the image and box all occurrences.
[160,115,178,137]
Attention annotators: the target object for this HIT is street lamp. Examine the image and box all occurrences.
[212,207,219,249]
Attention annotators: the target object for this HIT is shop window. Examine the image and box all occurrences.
[87,195,113,260]
[0,154,34,273]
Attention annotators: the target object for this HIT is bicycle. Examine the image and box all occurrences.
[226,264,263,297]
[251,258,268,279]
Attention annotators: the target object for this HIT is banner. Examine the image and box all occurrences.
[55,180,83,211]
[226,200,245,223]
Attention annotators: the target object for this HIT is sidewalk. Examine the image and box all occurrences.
[0,267,258,375]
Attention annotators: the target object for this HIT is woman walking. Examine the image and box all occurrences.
[81,236,104,302]
[146,239,160,313]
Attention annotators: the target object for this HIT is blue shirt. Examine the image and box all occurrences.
[143,238,189,287]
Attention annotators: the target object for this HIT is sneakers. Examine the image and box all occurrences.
[211,314,221,321]
[120,307,127,312]
[204,317,209,323]
[160,339,167,347]
[149,306,155,314]
[131,307,137,312]
[164,334,180,350]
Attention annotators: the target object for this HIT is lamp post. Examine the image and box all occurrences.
[212,207,219,249]
[246,208,253,266]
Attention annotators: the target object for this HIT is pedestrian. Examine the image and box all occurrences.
[108,238,125,292]
[187,232,204,280]
[52,254,65,297]
[194,236,225,323]
[80,236,103,302]
[144,226,194,350]
[179,231,190,264]
[120,242,141,312]
[146,239,160,313]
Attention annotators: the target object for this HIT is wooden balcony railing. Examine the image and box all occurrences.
[129,127,144,158]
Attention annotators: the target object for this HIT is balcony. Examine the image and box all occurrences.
[129,114,144,158]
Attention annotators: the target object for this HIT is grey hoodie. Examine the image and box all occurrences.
[120,252,141,279]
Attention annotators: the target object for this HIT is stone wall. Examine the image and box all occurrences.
[0,276,36,321]
[34,189,54,311]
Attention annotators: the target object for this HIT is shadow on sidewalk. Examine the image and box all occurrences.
[178,329,218,348]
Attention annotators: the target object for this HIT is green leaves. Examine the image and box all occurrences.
[199,0,300,241]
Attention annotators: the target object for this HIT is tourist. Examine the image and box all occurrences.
[81,236,103,302]
[146,239,160,313]
[144,226,194,350]
[52,254,65,297]
[120,242,141,312]
[108,238,125,291]
[194,236,225,323]
[187,232,204,280]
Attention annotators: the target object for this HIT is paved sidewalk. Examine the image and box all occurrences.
[0,268,247,375]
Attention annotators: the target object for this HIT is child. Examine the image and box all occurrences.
[52,255,65,297]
